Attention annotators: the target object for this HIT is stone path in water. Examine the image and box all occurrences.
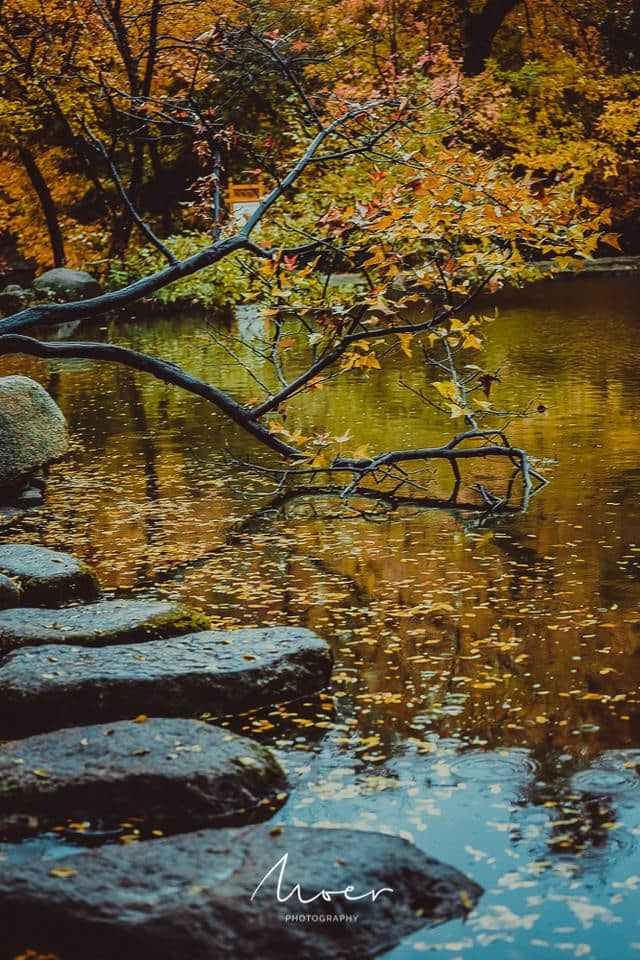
[0,543,99,606]
[0,542,482,958]
[0,598,211,655]
[0,825,482,960]
[0,627,334,737]
[0,717,287,834]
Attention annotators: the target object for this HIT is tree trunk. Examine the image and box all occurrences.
[18,146,66,267]
[462,0,522,75]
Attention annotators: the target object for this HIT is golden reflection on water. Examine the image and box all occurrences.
[2,274,640,770]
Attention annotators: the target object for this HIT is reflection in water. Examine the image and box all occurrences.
[2,275,640,956]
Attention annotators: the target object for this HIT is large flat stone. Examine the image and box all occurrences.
[0,718,286,833]
[0,544,99,606]
[0,599,210,656]
[0,825,482,960]
[0,627,332,737]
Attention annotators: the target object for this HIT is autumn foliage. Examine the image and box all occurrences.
[0,0,633,504]
[0,0,636,275]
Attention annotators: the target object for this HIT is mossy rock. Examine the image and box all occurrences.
[0,376,68,488]
[0,599,210,656]
[0,544,99,607]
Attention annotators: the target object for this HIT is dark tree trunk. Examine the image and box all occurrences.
[18,146,66,267]
[108,210,135,259]
[462,0,522,74]
[107,142,144,258]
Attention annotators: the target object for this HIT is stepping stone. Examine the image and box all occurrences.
[0,573,20,610]
[0,627,332,738]
[0,718,286,834]
[0,598,210,656]
[0,506,27,529]
[0,544,99,607]
[0,825,482,960]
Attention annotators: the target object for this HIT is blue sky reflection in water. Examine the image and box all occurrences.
[1,274,640,958]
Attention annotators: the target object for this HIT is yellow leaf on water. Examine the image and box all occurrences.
[351,444,370,460]
[459,889,474,910]
[50,867,77,878]
[433,380,456,401]
[310,451,331,469]
[397,332,413,358]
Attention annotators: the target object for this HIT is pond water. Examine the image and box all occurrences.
[2,273,640,958]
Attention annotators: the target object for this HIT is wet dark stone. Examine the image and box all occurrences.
[0,824,482,960]
[0,573,20,610]
[0,544,99,607]
[0,598,210,656]
[0,718,287,835]
[33,268,101,301]
[12,486,45,509]
[0,627,332,738]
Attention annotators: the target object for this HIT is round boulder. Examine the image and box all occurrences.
[33,268,101,301]
[0,376,68,490]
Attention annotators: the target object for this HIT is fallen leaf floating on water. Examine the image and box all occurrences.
[49,867,77,879]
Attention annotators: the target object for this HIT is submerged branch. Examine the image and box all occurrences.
[0,333,546,510]
[0,334,298,457]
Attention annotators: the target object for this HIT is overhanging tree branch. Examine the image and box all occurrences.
[0,334,299,457]
[0,330,547,511]
[0,99,389,337]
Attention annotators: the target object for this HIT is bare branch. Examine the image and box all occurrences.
[80,121,177,265]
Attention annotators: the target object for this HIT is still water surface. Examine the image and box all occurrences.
[2,274,640,958]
